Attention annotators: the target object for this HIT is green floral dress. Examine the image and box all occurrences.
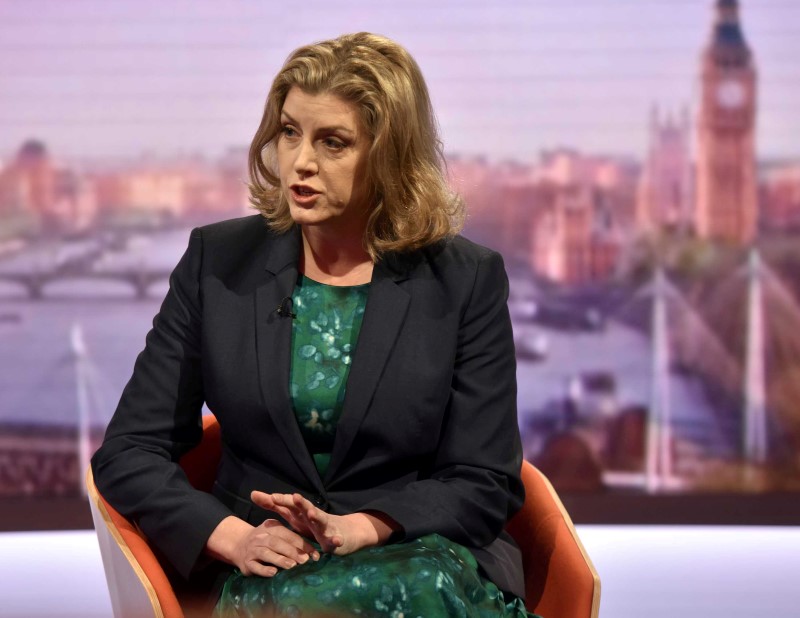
[214,275,540,618]
[287,274,369,479]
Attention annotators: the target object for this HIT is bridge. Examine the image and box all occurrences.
[0,267,172,299]
[0,231,176,299]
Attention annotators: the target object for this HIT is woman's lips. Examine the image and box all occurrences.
[290,186,320,206]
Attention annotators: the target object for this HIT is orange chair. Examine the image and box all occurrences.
[87,415,600,618]
[507,461,601,617]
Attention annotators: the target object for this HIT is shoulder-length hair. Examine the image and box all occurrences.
[247,32,464,260]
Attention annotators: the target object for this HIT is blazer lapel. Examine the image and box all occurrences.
[325,254,411,483]
[254,227,324,490]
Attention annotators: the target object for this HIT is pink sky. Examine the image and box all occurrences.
[0,0,797,162]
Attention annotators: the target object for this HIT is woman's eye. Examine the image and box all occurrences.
[281,126,297,138]
[324,138,346,151]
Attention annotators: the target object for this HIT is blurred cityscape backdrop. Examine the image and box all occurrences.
[1,0,799,527]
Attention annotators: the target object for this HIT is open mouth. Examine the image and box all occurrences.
[292,185,319,196]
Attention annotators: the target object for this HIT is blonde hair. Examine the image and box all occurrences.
[247,32,464,259]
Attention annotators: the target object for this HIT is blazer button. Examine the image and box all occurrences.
[312,494,326,508]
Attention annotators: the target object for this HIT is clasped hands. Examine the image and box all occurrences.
[215,491,397,578]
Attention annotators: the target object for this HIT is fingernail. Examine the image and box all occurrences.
[298,554,309,564]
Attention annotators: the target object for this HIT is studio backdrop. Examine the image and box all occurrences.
[1,0,799,529]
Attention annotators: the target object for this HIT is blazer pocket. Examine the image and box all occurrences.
[212,480,289,528]
[212,480,254,522]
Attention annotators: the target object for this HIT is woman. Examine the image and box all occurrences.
[92,32,538,617]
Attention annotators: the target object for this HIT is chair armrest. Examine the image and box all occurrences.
[86,467,184,618]
[506,461,601,618]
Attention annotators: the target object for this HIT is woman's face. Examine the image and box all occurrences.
[277,87,371,234]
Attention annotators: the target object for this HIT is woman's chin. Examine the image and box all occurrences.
[289,205,324,225]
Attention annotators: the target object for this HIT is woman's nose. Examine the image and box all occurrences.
[294,139,318,176]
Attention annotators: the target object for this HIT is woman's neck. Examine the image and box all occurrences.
[300,225,374,286]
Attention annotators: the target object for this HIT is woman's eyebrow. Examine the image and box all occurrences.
[280,110,298,125]
[280,111,355,136]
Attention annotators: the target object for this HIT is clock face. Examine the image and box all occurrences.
[716,79,746,109]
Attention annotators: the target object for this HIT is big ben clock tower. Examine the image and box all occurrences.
[695,0,758,245]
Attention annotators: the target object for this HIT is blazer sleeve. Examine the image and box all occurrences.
[360,250,525,548]
[90,228,233,580]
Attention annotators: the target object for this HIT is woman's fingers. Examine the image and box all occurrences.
[243,562,278,578]
[259,519,319,559]
[254,493,321,534]
[250,491,342,553]
[252,492,311,523]
[284,493,328,531]
[250,490,277,509]
[234,519,320,577]
[251,492,314,537]
[253,546,297,570]
[266,503,305,529]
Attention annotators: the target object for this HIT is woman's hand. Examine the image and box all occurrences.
[251,492,400,556]
[205,515,319,577]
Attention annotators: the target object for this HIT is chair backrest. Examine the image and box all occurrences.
[88,414,222,618]
[89,415,600,618]
[507,460,601,618]
[87,467,180,618]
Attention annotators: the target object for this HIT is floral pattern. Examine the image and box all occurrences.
[214,534,540,618]
[289,275,369,476]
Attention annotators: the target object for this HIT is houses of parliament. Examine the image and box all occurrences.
[641,0,758,246]
[452,0,768,284]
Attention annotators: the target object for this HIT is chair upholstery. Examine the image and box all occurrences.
[88,415,600,618]
[507,461,601,618]
[86,415,221,618]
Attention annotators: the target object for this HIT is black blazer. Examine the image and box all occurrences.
[91,215,526,599]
